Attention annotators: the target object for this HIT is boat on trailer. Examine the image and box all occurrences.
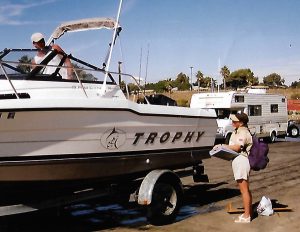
[0,8,217,223]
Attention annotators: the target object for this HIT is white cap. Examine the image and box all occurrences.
[230,114,239,122]
[31,32,44,43]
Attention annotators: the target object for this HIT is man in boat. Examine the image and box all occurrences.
[31,32,73,79]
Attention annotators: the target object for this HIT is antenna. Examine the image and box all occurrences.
[218,57,221,92]
[99,0,123,96]
[139,47,143,87]
[190,66,193,91]
[144,43,150,95]
[137,47,143,100]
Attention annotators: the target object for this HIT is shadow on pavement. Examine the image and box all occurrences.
[0,182,241,232]
[183,181,240,206]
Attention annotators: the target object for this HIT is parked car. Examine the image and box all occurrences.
[144,94,177,106]
[287,120,300,138]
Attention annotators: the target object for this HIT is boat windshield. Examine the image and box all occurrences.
[0,48,116,84]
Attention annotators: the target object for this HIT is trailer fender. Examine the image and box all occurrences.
[137,169,182,205]
[269,129,277,138]
[269,128,277,136]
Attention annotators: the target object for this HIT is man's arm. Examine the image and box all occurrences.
[52,44,73,79]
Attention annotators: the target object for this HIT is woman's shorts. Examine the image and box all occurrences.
[232,155,250,181]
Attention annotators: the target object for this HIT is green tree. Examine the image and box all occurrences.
[220,65,230,89]
[263,73,285,87]
[251,76,260,86]
[128,83,139,93]
[17,55,32,73]
[155,80,170,93]
[174,72,190,91]
[291,93,300,99]
[147,78,174,94]
[145,82,156,90]
[195,70,204,90]
[73,63,97,81]
[201,76,211,88]
[199,76,217,88]
[120,80,126,92]
[290,79,300,88]
[227,68,255,89]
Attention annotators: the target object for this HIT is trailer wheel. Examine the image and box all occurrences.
[269,131,276,143]
[288,125,299,138]
[147,180,182,225]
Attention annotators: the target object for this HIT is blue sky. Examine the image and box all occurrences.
[1,0,300,85]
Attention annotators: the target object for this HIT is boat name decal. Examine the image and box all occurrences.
[100,128,126,150]
[133,131,205,145]
[72,85,113,90]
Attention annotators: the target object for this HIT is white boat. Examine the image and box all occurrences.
[0,17,217,198]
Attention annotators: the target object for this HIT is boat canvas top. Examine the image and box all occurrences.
[47,17,121,45]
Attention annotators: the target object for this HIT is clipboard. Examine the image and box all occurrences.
[209,146,239,161]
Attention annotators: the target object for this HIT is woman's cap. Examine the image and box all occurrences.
[230,113,249,124]
[31,32,44,43]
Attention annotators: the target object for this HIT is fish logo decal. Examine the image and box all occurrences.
[100,128,126,150]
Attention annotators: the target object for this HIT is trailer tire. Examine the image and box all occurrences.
[147,179,182,225]
[288,125,299,138]
[269,131,276,143]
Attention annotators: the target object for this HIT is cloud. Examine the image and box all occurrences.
[0,0,58,25]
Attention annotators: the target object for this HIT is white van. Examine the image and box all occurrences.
[190,89,288,143]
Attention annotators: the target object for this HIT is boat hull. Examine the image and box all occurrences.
[0,101,216,186]
[0,146,211,181]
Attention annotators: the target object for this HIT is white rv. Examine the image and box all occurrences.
[190,89,288,143]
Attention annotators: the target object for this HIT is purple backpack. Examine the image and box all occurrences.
[248,136,269,171]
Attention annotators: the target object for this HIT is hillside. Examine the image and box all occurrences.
[164,88,300,105]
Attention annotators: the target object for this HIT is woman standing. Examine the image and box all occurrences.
[214,112,253,223]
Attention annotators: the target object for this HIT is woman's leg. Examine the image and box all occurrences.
[237,179,252,218]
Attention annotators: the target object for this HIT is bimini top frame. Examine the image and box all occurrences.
[46,17,121,45]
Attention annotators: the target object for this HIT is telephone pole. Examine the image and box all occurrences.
[190,66,193,91]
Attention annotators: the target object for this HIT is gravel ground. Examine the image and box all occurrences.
[108,141,300,232]
[0,141,299,232]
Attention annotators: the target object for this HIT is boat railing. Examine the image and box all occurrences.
[106,69,150,104]
[0,59,150,103]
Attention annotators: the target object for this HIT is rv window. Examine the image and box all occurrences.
[235,95,244,102]
[282,98,285,103]
[271,104,279,113]
[248,105,262,116]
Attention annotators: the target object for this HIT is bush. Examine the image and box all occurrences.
[177,99,189,107]
[291,93,300,100]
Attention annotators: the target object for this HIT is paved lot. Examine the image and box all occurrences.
[0,140,299,231]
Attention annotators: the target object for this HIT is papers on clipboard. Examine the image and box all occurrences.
[209,146,239,161]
